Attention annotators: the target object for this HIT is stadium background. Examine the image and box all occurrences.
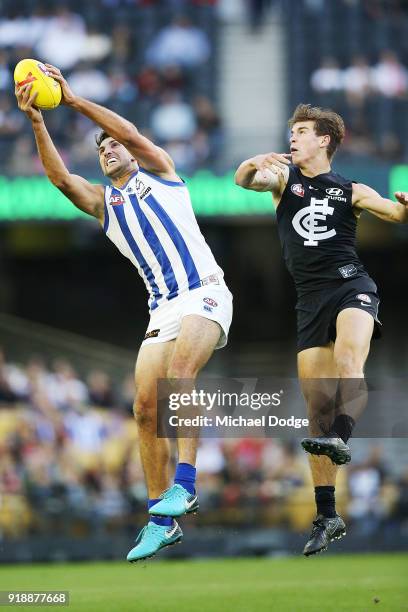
[0,0,408,579]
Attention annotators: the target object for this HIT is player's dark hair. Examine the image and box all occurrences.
[95,130,111,149]
[288,104,345,160]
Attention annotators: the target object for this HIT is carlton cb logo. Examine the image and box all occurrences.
[292,197,336,246]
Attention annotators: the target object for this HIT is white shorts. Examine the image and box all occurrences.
[142,282,233,350]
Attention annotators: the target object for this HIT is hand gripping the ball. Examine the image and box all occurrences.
[44,64,76,106]
[15,82,42,123]
[256,152,291,190]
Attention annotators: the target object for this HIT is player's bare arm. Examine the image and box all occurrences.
[15,82,104,221]
[45,63,179,181]
[235,152,290,202]
[352,182,408,223]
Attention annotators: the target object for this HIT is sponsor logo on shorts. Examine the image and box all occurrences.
[201,274,220,286]
[203,305,213,313]
[203,297,218,308]
[338,264,357,278]
[144,328,160,340]
[357,294,371,303]
[109,194,125,206]
[291,183,304,198]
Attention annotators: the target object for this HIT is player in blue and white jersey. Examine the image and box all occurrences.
[15,65,233,562]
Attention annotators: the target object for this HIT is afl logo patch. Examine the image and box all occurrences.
[326,188,343,196]
[291,183,304,198]
[109,194,125,206]
[357,294,371,303]
[203,297,218,308]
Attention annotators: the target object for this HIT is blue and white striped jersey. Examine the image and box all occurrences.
[103,168,224,311]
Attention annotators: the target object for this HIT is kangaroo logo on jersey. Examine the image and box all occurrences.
[292,197,336,246]
[291,183,304,198]
[135,178,152,200]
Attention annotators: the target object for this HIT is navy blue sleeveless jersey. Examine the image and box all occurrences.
[276,164,374,298]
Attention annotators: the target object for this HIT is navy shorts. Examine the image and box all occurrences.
[296,278,381,353]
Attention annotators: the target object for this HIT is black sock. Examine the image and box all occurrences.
[330,414,355,443]
[315,485,336,518]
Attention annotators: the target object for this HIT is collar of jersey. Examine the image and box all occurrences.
[112,168,185,191]
[114,170,139,191]
[299,168,332,180]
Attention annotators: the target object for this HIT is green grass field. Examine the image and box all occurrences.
[0,553,407,611]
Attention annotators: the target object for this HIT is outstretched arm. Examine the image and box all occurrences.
[15,83,104,221]
[352,183,408,223]
[235,152,290,201]
[45,64,178,180]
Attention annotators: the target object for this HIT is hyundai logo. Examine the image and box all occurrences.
[326,188,343,196]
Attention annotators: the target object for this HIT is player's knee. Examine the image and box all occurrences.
[133,393,156,429]
[334,347,364,377]
[166,360,199,382]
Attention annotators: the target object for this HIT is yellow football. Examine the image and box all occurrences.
[14,59,62,110]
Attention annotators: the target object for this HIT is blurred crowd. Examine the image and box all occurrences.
[2,0,408,181]
[1,348,407,540]
[287,0,408,162]
[310,50,408,161]
[0,1,223,176]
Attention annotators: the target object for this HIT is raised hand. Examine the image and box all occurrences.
[44,63,76,106]
[15,82,42,122]
[252,152,291,186]
[395,192,408,206]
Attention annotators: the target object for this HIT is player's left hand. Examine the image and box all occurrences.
[395,192,408,206]
[44,64,76,106]
[15,82,43,123]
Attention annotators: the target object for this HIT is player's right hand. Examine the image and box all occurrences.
[259,152,291,172]
[44,64,76,106]
[253,152,290,184]
[15,83,43,123]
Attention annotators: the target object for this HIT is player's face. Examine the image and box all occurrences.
[98,137,137,178]
[290,121,328,165]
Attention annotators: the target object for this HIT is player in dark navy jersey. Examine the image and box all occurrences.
[235,104,408,556]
